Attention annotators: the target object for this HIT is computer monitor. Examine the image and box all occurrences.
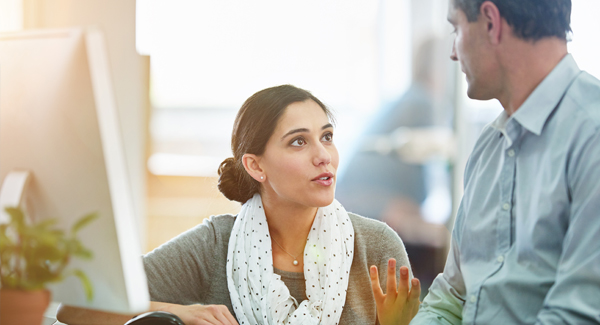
[0,28,149,313]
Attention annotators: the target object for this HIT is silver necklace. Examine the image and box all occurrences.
[272,237,300,266]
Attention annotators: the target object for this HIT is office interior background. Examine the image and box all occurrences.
[1,0,599,279]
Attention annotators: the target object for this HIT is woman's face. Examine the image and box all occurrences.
[258,99,338,209]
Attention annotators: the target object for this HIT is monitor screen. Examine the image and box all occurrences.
[0,28,149,313]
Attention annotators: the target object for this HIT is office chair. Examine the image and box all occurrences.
[124,311,185,325]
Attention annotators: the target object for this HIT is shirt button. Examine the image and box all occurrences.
[502,203,510,211]
[470,295,477,303]
[497,255,504,263]
[507,149,515,157]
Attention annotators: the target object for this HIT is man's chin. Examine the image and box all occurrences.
[466,85,494,101]
[466,88,480,99]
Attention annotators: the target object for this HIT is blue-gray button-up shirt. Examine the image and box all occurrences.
[411,54,600,324]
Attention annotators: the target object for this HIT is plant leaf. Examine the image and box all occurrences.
[5,207,25,231]
[70,268,94,302]
[67,239,93,259]
[1,207,97,293]
[0,225,12,248]
[25,264,56,287]
[70,212,98,235]
[33,218,58,231]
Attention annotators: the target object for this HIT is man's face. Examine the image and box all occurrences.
[447,1,499,100]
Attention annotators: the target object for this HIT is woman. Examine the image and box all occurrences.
[57,85,420,325]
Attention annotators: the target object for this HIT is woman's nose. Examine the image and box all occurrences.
[313,142,331,166]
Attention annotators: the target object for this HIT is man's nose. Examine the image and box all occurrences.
[450,39,458,61]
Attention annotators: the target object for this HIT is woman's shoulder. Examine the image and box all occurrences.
[201,213,237,232]
[146,214,237,256]
[185,213,237,243]
[347,211,409,267]
[347,212,396,238]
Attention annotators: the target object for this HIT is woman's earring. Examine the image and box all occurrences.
[260,176,264,180]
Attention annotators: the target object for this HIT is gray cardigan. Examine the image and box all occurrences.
[143,213,411,325]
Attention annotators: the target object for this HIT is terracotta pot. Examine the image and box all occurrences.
[0,288,51,325]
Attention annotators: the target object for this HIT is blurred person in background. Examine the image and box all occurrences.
[336,36,454,300]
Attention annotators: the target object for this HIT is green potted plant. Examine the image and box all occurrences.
[0,207,97,325]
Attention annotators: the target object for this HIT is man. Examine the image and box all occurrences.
[411,0,600,323]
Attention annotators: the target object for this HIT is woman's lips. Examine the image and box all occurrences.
[313,178,333,186]
[312,172,334,186]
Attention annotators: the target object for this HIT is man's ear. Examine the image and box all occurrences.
[242,153,265,182]
[480,1,503,45]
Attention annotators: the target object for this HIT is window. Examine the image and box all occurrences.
[137,0,411,176]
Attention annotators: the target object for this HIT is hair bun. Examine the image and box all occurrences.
[217,157,257,203]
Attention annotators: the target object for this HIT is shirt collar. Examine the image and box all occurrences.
[490,110,510,131]
[490,110,514,146]
[511,54,581,136]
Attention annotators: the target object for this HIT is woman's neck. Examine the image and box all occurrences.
[263,196,316,247]
[260,192,317,271]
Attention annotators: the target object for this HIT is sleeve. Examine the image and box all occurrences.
[409,232,465,325]
[536,130,600,324]
[409,149,484,325]
[142,216,230,305]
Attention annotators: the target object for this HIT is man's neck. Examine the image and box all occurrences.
[496,37,568,116]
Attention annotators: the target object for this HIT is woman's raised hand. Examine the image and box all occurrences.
[370,258,421,325]
[165,304,239,325]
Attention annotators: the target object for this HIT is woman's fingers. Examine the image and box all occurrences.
[197,319,217,325]
[210,305,236,325]
[408,278,422,317]
[397,266,410,301]
[217,305,239,325]
[220,305,238,325]
[409,278,421,302]
[224,309,238,325]
[386,259,398,299]
[174,304,239,325]
[213,313,234,325]
[370,265,385,305]
[371,261,422,325]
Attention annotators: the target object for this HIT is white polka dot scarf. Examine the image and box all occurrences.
[226,193,355,325]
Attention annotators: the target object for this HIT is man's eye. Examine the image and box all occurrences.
[291,138,306,146]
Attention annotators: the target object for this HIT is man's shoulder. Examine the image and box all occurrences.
[564,71,600,128]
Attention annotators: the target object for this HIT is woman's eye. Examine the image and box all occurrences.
[322,133,333,142]
[291,138,306,146]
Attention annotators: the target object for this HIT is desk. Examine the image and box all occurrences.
[44,302,65,325]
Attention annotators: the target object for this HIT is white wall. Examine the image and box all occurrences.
[0,0,22,31]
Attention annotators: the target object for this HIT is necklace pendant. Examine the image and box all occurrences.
[293,260,299,266]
